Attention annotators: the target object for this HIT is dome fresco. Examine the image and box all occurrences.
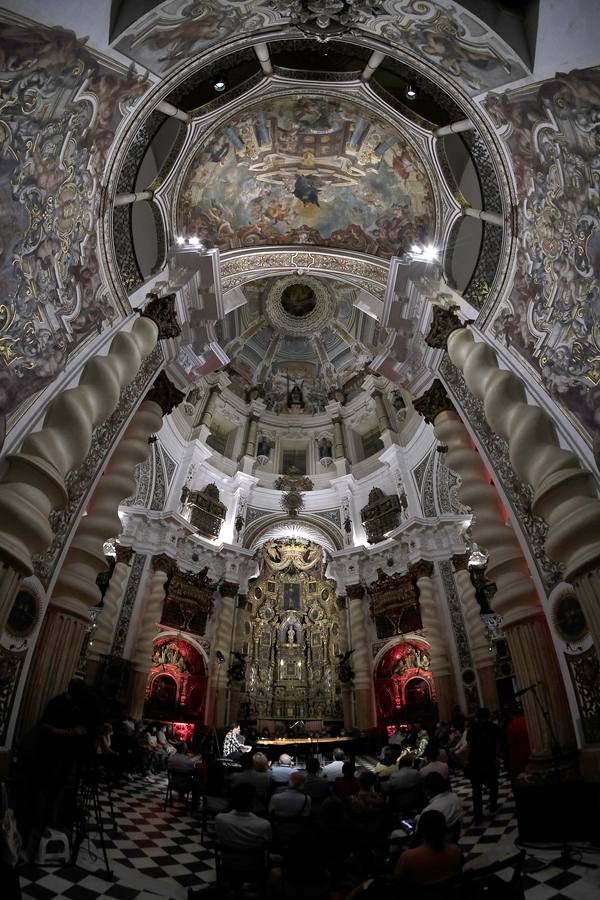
[177,95,436,257]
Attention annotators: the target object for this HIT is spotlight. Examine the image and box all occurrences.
[189,235,201,247]
[216,650,225,663]
[406,85,416,100]
[176,235,185,245]
[213,77,226,92]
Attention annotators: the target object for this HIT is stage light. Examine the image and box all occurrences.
[406,85,416,99]
[176,235,185,245]
[213,78,226,92]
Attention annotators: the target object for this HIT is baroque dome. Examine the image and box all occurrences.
[176,94,436,257]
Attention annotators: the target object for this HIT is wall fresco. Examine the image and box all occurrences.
[112,0,528,95]
[485,67,600,439]
[0,17,149,421]
[178,96,435,257]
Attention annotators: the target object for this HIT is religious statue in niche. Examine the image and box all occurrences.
[287,625,296,644]
[228,651,247,682]
[336,649,355,684]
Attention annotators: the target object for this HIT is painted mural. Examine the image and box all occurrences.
[0,17,149,421]
[112,0,528,95]
[178,96,435,257]
[113,0,274,76]
[485,67,600,440]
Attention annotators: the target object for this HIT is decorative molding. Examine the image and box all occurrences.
[111,553,148,657]
[146,370,185,416]
[565,646,600,744]
[141,293,181,340]
[437,559,477,709]
[425,307,466,349]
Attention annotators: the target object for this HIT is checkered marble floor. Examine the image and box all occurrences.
[17,767,600,900]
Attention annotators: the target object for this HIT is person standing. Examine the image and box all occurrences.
[467,707,501,824]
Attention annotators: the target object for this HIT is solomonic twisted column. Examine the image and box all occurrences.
[127,554,175,719]
[346,584,376,730]
[414,380,575,761]
[18,373,183,730]
[452,553,497,709]
[88,544,135,675]
[0,294,180,632]
[409,561,457,722]
[444,325,600,670]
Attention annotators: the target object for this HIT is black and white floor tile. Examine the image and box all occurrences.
[17,767,600,900]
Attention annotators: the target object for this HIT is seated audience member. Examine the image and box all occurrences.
[144,725,168,770]
[168,741,195,775]
[195,751,226,797]
[351,772,385,816]
[303,756,331,806]
[215,784,272,847]
[385,755,422,794]
[388,725,405,746]
[419,741,450,780]
[167,742,199,809]
[414,727,430,762]
[395,809,462,886]
[419,772,463,837]
[269,770,311,817]
[334,760,360,800]
[157,724,176,755]
[374,747,398,780]
[231,751,271,812]
[270,753,296,791]
[322,747,346,782]
[223,723,252,761]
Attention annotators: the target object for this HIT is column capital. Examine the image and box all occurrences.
[346,583,365,601]
[146,370,185,416]
[151,553,176,575]
[413,379,455,424]
[425,306,467,349]
[220,581,239,600]
[115,544,135,566]
[452,552,470,572]
[140,292,181,339]
[409,559,434,580]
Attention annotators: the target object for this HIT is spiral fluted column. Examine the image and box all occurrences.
[346,584,376,730]
[409,561,457,722]
[0,294,179,632]
[447,326,600,664]
[51,399,164,615]
[127,554,174,719]
[208,583,237,726]
[88,544,134,672]
[452,553,497,709]
[414,381,575,760]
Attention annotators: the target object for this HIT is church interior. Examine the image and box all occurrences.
[0,0,600,897]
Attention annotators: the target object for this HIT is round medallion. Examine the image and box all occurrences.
[259,606,274,622]
[553,591,588,642]
[7,589,39,638]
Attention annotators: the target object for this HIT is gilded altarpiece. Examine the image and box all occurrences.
[242,540,344,720]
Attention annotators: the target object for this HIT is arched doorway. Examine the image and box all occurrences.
[144,637,207,731]
[374,640,434,726]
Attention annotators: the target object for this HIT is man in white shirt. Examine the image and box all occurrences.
[420,772,462,830]
[215,785,272,848]
[322,747,346,782]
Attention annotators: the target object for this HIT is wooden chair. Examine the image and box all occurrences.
[164,771,194,812]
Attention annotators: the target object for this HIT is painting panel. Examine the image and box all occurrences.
[177,95,436,258]
[0,15,150,423]
[484,67,600,440]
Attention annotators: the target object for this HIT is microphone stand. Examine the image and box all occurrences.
[289,719,305,765]
[526,685,596,869]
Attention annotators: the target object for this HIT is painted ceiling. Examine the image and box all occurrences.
[217,275,380,413]
[177,95,435,257]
